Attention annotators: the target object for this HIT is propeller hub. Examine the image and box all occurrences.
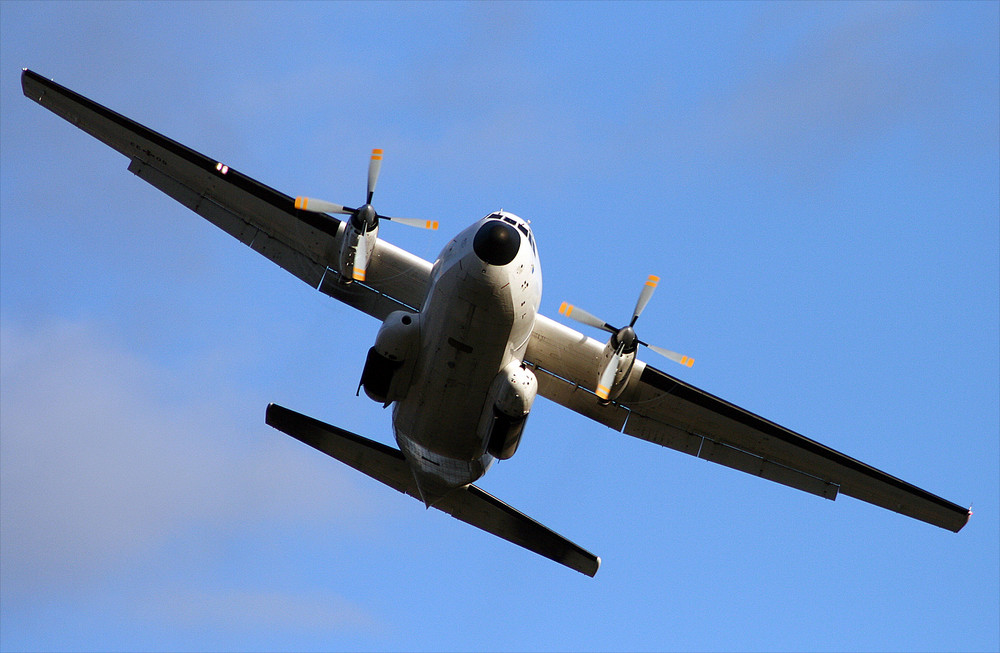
[352,204,378,231]
[614,326,638,354]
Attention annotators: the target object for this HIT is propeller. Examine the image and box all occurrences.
[353,234,370,282]
[293,197,350,214]
[295,149,439,230]
[293,149,438,281]
[596,343,624,401]
[559,274,694,399]
[367,148,382,204]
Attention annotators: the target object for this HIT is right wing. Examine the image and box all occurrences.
[524,314,972,533]
[21,69,431,320]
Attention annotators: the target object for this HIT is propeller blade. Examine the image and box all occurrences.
[562,274,694,374]
[596,348,622,401]
[367,148,383,204]
[294,197,352,214]
[559,302,615,333]
[382,216,439,230]
[645,343,694,368]
[631,274,659,326]
[298,149,436,231]
[352,237,370,282]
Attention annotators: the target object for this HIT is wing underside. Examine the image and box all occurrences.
[21,68,431,320]
[524,315,971,533]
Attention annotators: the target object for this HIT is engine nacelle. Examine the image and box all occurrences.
[360,310,419,404]
[597,338,637,403]
[481,361,538,460]
[337,207,379,282]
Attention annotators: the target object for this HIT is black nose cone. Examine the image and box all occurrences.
[473,220,521,266]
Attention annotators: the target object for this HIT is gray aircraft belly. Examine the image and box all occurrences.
[393,251,517,472]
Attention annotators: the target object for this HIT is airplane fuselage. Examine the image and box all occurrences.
[22,68,971,578]
[391,212,541,502]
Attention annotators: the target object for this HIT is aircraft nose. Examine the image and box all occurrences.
[473,220,520,266]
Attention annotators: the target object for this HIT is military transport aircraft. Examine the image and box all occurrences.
[21,69,971,577]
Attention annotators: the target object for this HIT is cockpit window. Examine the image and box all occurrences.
[502,216,518,226]
[517,224,529,237]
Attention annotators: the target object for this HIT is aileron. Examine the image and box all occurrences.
[619,362,970,532]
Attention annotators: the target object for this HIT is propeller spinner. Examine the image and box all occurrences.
[294,149,438,281]
[559,275,693,400]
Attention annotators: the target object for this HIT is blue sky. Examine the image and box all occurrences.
[1,2,997,651]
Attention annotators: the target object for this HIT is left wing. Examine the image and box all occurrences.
[524,314,972,533]
[21,69,431,320]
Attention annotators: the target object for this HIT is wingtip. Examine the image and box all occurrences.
[949,505,973,533]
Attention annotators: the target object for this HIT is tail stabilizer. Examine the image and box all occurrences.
[266,404,600,577]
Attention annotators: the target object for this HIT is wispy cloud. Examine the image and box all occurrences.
[143,587,380,634]
[0,320,377,598]
[693,4,972,178]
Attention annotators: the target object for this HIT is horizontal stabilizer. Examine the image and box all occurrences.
[265,404,601,577]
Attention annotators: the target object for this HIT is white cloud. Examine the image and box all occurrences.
[144,587,380,633]
[697,4,966,175]
[0,320,377,597]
